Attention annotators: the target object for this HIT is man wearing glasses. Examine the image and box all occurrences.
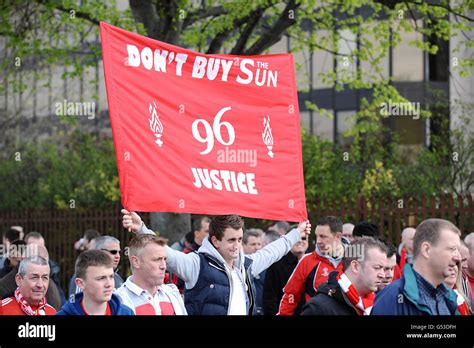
[68,236,124,297]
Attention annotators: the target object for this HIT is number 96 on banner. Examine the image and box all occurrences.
[191,106,235,155]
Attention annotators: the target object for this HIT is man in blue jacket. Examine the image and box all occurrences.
[372,218,463,315]
[57,250,133,316]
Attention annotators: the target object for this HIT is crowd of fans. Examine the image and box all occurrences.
[0,213,472,316]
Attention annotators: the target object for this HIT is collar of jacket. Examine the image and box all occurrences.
[314,238,349,268]
[322,271,359,314]
[198,237,248,271]
[402,263,459,315]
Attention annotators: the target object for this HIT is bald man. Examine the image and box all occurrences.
[342,223,355,242]
[398,227,416,269]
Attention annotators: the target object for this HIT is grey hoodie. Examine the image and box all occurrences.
[313,236,350,269]
[138,223,301,290]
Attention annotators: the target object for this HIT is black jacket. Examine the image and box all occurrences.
[300,271,358,315]
[0,258,14,278]
[263,251,304,316]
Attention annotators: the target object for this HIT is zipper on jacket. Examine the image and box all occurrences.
[206,259,234,315]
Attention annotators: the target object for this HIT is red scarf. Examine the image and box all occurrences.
[336,273,374,315]
[14,287,47,316]
[454,289,471,316]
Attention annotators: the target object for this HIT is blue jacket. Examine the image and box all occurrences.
[372,264,460,315]
[185,252,255,315]
[56,292,134,316]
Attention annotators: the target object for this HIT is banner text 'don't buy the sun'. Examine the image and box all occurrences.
[100,22,307,221]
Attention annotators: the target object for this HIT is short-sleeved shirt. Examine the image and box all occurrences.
[115,277,176,315]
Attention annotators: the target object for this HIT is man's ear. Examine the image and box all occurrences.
[130,255,140,269]
[211,236,219,248]
[350,260,361,274]
[15,273,22,287]
[75,277,85,291]
[420,242,431,259]
[335,232,342,241]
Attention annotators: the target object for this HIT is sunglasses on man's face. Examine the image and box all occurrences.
[102,249,121,255]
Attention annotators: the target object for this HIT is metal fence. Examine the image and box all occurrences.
[311,194,474,243]
[0,204,150,295]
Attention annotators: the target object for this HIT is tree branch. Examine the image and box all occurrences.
[244,0,300,55]
[37,0,100,25]
[129,0,161,39]
[406,0,474,22]
[285,32,351,57]
[230,7,264,54]
[163,0,182,44]
[205,14,254,54]
[183,5,226,29]
[205,3,279,54]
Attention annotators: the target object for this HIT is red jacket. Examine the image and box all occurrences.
[392,264,402,281]
[277,250,343,315]
[1,296,56,315]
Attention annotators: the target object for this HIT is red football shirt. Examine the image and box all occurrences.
[1,297,56,315]
[80,300,112,316]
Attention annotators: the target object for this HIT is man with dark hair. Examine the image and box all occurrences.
[263,237,309,315]
[74,229,101,252]
[116,235,187,315]
[0,229,21,275]
[57,250,133,316]
[0,240,27,278]
[301,237,387,315]
[182,231,195,252]
[2,228,20,247]
[372,219,464,315]
[171,216,211,253]
[278,216,346,315]
[1,256,56,315]
[378,241,397,291]
[122,210,310,315]
[352,222,379,238]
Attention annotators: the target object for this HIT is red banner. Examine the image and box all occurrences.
[100,22,307,221]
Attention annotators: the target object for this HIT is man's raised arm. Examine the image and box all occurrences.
[247,220,311,276]
[121,209,200,288]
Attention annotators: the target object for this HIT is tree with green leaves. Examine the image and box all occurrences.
[0,0,473,213]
